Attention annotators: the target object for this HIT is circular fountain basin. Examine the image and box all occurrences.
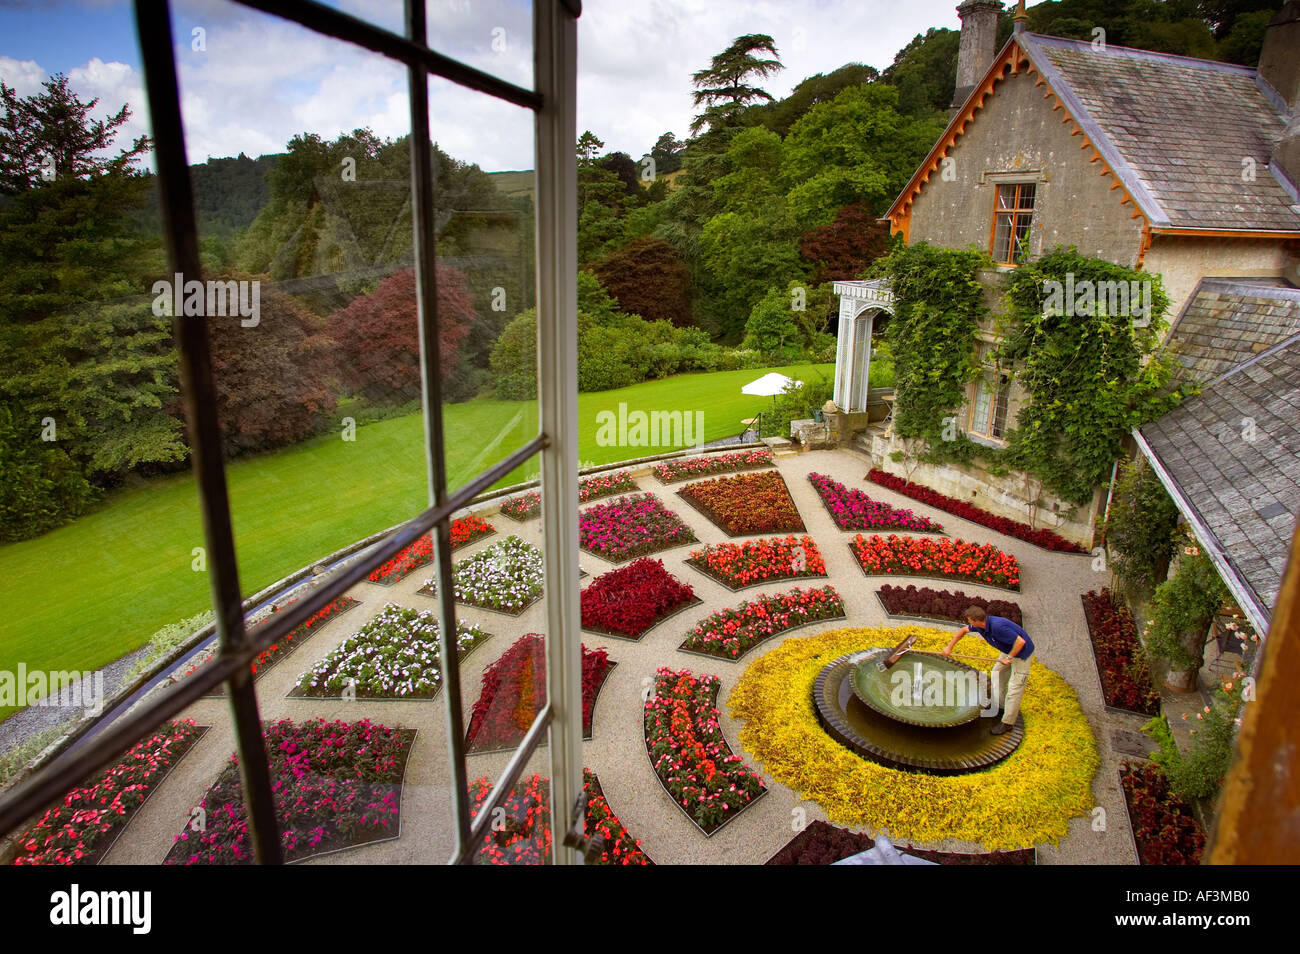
[813,649,1023,774]
[850,648,984,728]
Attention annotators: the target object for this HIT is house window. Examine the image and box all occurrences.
[969,361,1010,441]
[991,182,1035,265]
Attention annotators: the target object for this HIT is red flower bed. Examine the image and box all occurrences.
[366,516,496,584]
[500,471,639,521]
[851,534,1021,590]
[1119,761,1206,865]
[878,584,1022,626]
[808,473,943,533]
[687,535,827,590]
[1082,589,1160,715]
[165,718,413,865]
[581,558,698,639]
[677,470,805,536]
[866,469,1086,553]
[644,668,765,833]
[466,635,613,751]
[13,720,204,865]
[467,770,650,865]
[766,820,1036,865]
[652,449,773,483]
[681,585,845,659]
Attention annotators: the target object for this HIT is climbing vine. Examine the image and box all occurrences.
[999,248,1183,505]
[877,242,987,450]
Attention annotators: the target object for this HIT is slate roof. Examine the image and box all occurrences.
[1017,34,1300,232]
[1139,282,1300,627]
[1164,279,1300,383]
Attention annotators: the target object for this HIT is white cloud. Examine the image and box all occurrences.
[0,56,47,97]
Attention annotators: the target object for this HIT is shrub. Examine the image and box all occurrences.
[1104,457,1180,598]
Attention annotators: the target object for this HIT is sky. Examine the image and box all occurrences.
[0,0,968,171]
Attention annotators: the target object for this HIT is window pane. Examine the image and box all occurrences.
[996,184,1017,209]
[992,213,1013,262]
[1013,213,1033,262]
[1017,183,1036,209]
[992,376,1010,439]
[972,380,992,436]
[426,0,535,92]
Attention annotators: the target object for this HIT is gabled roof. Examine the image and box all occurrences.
[1137,281,1300,632]
[885,32,1300,242]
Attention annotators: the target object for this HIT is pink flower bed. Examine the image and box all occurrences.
[578,493,697,563]
[808,472,943,533]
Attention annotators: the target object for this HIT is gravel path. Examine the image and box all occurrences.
[72,448,1138,865]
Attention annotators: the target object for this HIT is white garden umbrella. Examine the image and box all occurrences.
[741,372,803,399]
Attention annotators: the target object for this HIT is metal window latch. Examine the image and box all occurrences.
[561,792,606,862]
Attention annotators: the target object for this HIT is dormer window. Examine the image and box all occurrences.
[991,183,1035,265]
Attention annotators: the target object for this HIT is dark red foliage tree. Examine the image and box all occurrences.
[328,264,475,403]
[589,238,692,327]
[207,281,338,457]
[799,202,891,284]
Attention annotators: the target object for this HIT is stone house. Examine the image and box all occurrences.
[832,0,1300,548]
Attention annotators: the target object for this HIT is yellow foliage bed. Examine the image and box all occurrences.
[727,625,1099,850]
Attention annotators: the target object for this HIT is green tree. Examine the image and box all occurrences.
[1104,456,1181,599]
[742,285,802,356]
[689,34,783,135]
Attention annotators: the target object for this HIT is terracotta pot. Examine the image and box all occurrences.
[1163,667,1198,693]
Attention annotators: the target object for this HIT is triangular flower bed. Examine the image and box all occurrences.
[644,668,766,837]
[676,470,805,536]
[164,718,415,865]
[685,534,828,591]
[581,557,701,640]
[467,769,651,864]
[808,472,943,533]
[678,585,846,661]
[290,603,491,699]
[417,535,549,615]
[465,634,614,754]
[500,470,639,521]
[366,515,497,586]
[578,493,697,564]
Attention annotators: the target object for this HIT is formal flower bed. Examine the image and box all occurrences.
[12,720,205,865]
[165,718,413,865]
[728,625,1099,849]
[467,770,650,865]
[466,634,613,751]
[499,471,639,521]
[578,493,697,563]
[808,473,943,533]
[677,470,805,536]
[652,448,773,484]
[878,584,1023,627]
[766,820,1036,865]
[680,585,846,660]
[851,534,1021,590]
[581,558,699,639]
[1119,761,1206,864]
[293,603,490,698]
[1082,589,1160,716]
[686,535,827,590]
[366,516,497,585]
[644,668,766,834]
[866,469,1086,553]
[418,535,546,614]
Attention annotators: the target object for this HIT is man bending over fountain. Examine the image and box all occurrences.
[940,607,1033,736]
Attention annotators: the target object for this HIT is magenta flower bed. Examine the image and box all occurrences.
[164,718,413,865]
[866,469,1086,553]
[808,472,943,533]
[578,493,697,563]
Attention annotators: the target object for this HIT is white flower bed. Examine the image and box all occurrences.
[295,603,489,698]
[421,534,545,614]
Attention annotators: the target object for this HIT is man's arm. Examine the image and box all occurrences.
[1003,635,1026,663]
[942,626,970,656]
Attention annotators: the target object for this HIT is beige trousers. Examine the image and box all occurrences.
[990,656,1031,725]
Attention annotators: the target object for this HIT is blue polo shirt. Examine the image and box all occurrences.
[974,616,1033,659]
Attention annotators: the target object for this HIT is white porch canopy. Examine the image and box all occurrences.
[831,279,895,412]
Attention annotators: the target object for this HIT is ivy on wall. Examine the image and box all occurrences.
[999,248,1184,505]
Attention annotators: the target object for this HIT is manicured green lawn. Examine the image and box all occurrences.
[0,363,832,721]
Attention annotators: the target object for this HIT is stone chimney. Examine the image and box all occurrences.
[1258,1,1300,112]
[1259,2,1300,194]
[951,1,1004,116]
